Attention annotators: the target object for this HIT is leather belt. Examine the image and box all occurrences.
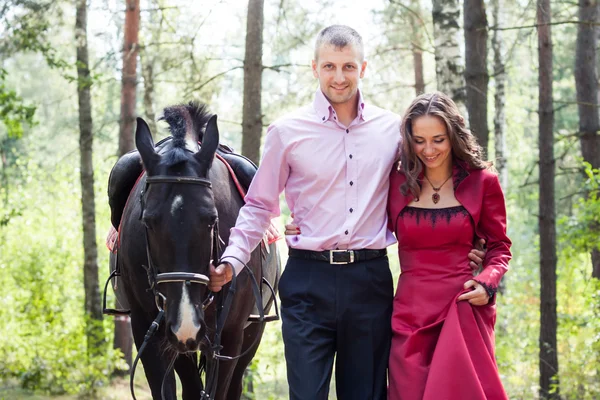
[288,248,387,265]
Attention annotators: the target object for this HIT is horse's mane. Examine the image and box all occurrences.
[158,102,212,166]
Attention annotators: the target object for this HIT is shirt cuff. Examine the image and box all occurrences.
[220,248,249,276]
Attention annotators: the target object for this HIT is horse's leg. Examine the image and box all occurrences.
[174,353,203,400]
[226,322,266,400]
[130,310,178,400]
[213,326,245,400]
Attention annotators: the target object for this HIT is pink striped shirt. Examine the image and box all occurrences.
[221,89,401,272]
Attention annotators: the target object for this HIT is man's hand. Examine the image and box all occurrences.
[457,280,490,306]
[209,262,234,292]
[468,238,486,271]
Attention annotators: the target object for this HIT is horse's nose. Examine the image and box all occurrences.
[166,321,205,352]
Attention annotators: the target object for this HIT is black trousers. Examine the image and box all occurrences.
[279,255,393,400]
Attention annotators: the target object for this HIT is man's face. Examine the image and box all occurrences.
[312,44,367,106]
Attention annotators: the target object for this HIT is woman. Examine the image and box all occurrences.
[387,92,510,399]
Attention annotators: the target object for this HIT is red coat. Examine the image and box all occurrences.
[387,159,512,293]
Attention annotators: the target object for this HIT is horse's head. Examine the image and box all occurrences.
[135,104,219,353]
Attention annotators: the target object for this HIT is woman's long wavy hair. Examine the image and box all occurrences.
[399,92,491,199]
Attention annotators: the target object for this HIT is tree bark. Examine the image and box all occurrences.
[491,0,508,188]
[241,0,264,165]
[432,0,467,111]
[464,0,489,155]
[409,0,426,95]
[412,46,425,95]
[141,48,157,137]
[75,0,104,355]
[114,0,140,370]
[575,0,600,279]
[117,0,140,157]
[537,0,559,397]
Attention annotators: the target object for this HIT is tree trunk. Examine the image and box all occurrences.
[431,0,467,111]
[464,0,489,155]
[491,0,507,188]
[412,46,425,96]
[537,0,559,397]
[113,0,140,370]
[75,0,104,355]
[575,0,600,279]
[409,0,426,95]
[141,48,157,137]
[241,0,264,165]
[117,0,140,157]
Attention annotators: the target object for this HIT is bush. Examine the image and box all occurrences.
[0,156,120,395]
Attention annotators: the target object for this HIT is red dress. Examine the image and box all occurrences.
[387,161,511,400]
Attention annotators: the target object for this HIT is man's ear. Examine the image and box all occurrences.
[360,60,368,79]
[312,59,319,79]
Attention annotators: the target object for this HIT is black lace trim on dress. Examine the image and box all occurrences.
[474,280,497,299]
[400,205,469,228]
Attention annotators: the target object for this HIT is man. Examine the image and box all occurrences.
[210,25,483,399]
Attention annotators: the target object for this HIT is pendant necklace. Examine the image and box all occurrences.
[424,174,452,204]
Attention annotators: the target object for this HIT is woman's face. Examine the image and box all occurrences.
[411,115,452,173]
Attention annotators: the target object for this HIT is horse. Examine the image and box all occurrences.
[114,103,280,400]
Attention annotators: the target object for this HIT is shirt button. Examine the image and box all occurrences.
[322,116,325,121]
[346,129,349,133]
[349,208,353,213]
[349,154,353,159]
[345,230,349,235]
[334,116,336,120]
[349,181,354,186]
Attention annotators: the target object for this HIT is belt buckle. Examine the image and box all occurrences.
[329,250,354,264]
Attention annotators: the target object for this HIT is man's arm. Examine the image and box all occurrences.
[210,125,289,292]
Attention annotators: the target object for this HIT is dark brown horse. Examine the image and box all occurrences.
[115,103,279,399]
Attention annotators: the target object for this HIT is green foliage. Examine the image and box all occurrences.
[559,163,600,254]
[0,0,69,70]
[0,69,36,139]
[0,157,120,395]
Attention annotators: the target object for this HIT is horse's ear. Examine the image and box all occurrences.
[195,114,219,172]
[135,117,159,173]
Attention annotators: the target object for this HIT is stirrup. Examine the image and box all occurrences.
[247,276,280,323]
[102,269,130,316]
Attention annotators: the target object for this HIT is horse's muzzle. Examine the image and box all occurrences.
[166,320,207,353]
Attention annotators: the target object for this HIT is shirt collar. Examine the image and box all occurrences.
[313,88,368,123]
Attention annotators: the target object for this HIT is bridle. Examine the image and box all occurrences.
[140,175,218,315]
[128,173,266,400]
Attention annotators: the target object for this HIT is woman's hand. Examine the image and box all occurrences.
[284,223,300,235]
[457,280,490,306]
[285,213,301,235]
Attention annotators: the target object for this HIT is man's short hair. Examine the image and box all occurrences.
[314,25,364,61]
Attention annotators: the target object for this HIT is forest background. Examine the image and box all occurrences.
[0,0,599,399]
